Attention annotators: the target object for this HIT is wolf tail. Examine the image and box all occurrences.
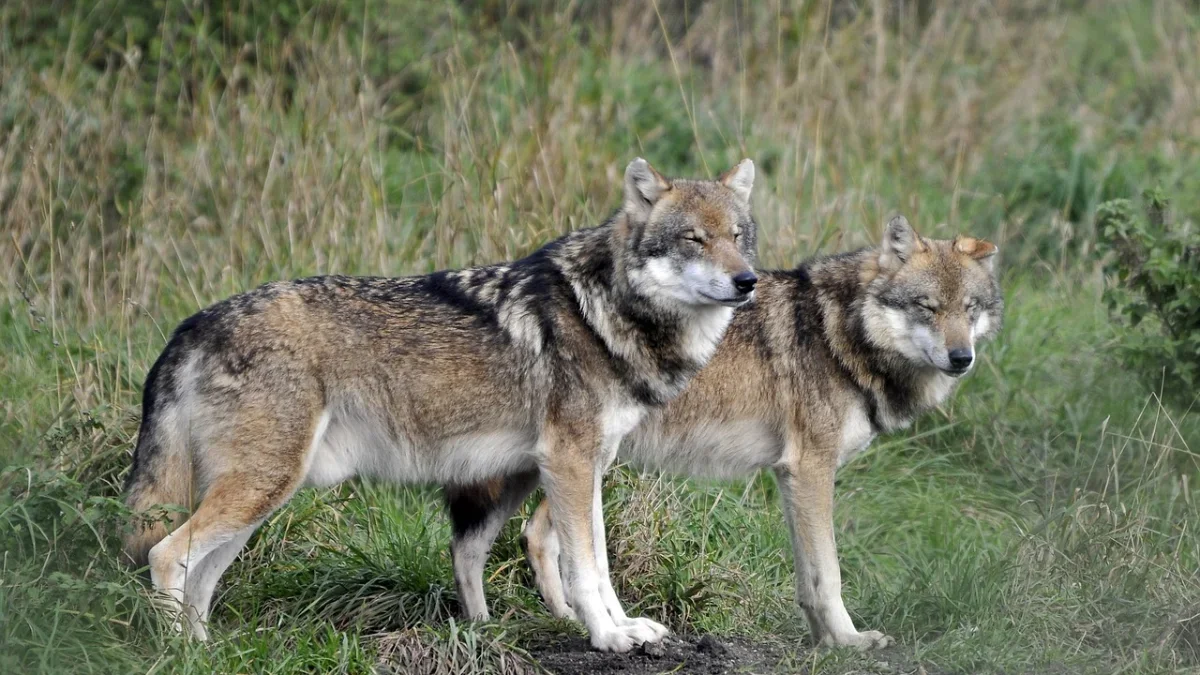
[122,347,194,569]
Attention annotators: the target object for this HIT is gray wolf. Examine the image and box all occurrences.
[123,158,760,652]
[444,215,1002,649]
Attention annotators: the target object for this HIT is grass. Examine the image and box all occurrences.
[2,1,1199,672]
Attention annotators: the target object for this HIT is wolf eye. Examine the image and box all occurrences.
[914,298,938,312]
[733,230,742,241]
[682,232,704,244]
[966,297,979,310]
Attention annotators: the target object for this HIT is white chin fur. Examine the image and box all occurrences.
[630,258,745,308]
[682,304,733,363]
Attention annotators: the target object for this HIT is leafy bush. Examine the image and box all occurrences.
[1096,188,1200,403]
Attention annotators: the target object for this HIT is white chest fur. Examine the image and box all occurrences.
[837,405,876,467]
[602,404,646,463]
[682,305,734,365]
[918,372,958,410]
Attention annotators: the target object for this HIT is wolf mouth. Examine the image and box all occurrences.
[699,291,753,307]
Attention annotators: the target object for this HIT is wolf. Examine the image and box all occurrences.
[443,215,1003,649]
[122,158,761,652]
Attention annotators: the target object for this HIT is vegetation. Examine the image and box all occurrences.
[2,1,1198,672]
[1097,189,1200,403]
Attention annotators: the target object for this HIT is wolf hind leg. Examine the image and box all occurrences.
[446,470,540,620]
[148,470,302,640]
[185,525,257,626]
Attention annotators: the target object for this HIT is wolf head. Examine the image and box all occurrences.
[864,215,1003,377]
[619,158,759,309]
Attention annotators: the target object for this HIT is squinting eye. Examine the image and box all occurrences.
[683,232,703,243]
[915,299,938,312]
[733,231,742,241]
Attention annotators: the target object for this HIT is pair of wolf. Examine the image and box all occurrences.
[123,157,1003,653]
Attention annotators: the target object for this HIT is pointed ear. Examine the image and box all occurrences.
[880,215,922,270]
[719,159,755,203]
[954,236,999,273]
[624,158,670,224]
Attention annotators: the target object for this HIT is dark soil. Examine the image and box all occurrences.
[525,634,963,675]
[527,634,785,674]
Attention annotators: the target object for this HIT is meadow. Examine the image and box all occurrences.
[2,1,1198,672]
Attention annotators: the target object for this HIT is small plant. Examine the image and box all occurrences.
[1096,188,1200,403]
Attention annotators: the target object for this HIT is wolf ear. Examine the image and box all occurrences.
[880,215,922,270]
[719,159,755,203]
[954,236,999,273]
[624,158,670,224]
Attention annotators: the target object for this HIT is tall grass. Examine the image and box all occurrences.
[2,1,1198,673]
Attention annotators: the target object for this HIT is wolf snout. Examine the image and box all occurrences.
[947,348,974,372]
[732,271,758,295]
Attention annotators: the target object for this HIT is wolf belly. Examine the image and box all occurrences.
[622,419,783,479]
[303,404,538,488]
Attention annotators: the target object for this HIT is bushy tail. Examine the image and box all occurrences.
[123,356,193,568]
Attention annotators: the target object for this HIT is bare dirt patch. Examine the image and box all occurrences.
[525,634,969,675]
[527,634,785,675]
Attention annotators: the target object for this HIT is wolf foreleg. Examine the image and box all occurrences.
[774,456,894,650]
[541,425,663,652]
[521,499,578,620]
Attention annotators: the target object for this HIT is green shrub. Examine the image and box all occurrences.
[1096,188,1200,404]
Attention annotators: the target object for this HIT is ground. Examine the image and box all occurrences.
[526,635,786,675]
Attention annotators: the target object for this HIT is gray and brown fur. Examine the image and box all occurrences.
[122,158,760,652]
[444,215,1003,650]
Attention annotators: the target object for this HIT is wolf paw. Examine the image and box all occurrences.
[555,605,579,621]
[188,620,210,642]
[823,630,894,651]
[617,616,670,641]
[590,620,666,653]
[161,606,208,641]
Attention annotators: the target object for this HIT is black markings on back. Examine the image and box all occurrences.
[421,271,501,326]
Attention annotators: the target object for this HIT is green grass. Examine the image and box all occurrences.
[2,1,1199,673]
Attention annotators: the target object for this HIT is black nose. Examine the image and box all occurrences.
[733,271,758,295]
[948,348,974,370]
